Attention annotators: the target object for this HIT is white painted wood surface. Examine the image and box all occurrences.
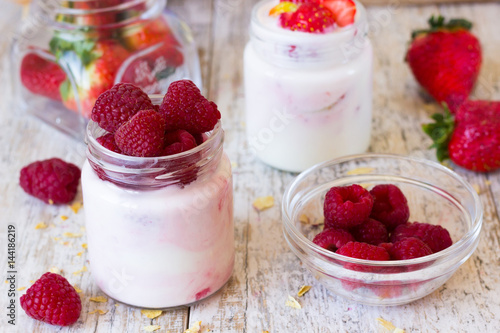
[1,0,500,332]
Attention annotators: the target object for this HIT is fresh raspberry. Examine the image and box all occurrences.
[115,109,166,157]
[19,158,81,204]
[312,228,354,252]
[96,133,122,153]
[350,218,388,245]
[336,241,390,261]
[391,222,453,253]
[323,184,374,229]
[159,80,221,134]
[390,237,433,260]
[369,184,410,230]
[162,130,197,156]
[20,272,81,326]
[378,242,393,253]
[91,83,154,133]
[279,3,335,33]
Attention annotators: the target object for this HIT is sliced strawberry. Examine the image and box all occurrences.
[322,0,356,27]
[279,3,335,33]
[20,53,67,101]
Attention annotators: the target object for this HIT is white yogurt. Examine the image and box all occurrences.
[244,0,373,172]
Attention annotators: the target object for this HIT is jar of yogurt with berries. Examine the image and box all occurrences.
[244,0,373,172]
[81,82,234,308]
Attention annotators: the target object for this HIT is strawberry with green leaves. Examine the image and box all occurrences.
[20,53,67,101]
[422,101,500,172]
[406,16,482,113]
[119,17,180,52]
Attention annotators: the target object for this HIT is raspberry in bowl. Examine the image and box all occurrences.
[282,153,482,306]
[81,82,234,308]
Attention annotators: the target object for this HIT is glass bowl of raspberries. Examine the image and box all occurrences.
[282,153,483,306]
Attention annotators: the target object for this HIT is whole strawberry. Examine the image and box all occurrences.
[406,16,482,113]
[20,272,81,326]
[20,158,81,204]
[422,101,500,172]
[20,53,67,101]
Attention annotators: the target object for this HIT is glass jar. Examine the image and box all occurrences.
[244,0,373,172]
[11,0,201,140]
[81,117,234,308]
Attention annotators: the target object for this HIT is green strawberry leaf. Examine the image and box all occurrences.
[49,35,99,67]
[59,79,73,102]
[411,15,473,40]
[422,105,455,162]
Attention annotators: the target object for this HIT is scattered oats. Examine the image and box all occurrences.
[53,237,61,241]
[4,280,8,283]
[69,202,83,214]
[184,321,202,333]
[89,309,108,315]
[394,329,405,333]
[82,243,88,249]
[72,266,87,276]
[73,285,82,293]
[299,214,309,224]
[143,325,161,332]
[49,199,54,205]
[35,222,47,229]
[141,309,163,319]
[63,232,82,238]
[472,184,480,194]
[62,241,71,246]
[49,267,61,274]
[377,317,405,332]
[347,167,374,175]
[297,285,312,297]
[17,286,26,291]
[60,215,69,221]
[485,180,491,186]
[262,331,270,333]
[90,296,108,303]
[76,252,83,257]
[29,280,34,284]
[253,196,274,211]
[285,295,301,309]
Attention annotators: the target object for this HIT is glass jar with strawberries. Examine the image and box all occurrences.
[244,0,373,172]
[11,0,201,140]
[81,81,234,308]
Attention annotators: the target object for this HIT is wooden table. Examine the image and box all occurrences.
[1,0,500,332]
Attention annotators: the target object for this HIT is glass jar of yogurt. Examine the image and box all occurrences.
[81,117,234,308]
[244,0,373,172]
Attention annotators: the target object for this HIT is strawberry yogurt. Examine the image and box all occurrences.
[244,0,373,172]
[81,120,234,308]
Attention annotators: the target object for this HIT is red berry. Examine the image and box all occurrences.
[322,0,356,27]
[337,241,390,261]
[323,184,374,229]
[369,184,410,230]
[312,228,354,252]
[20,158,81,204]
[350,218,388,245]
[96,133,122,153]
[391,222,453,253]
[390,237,433,260]
[20,272,81,326]
[280,3,335,33]
[91,83,155,133]
[163,129,197,156]
[159,80,221,134]
[115,109,166,157]
[20,53,67,101]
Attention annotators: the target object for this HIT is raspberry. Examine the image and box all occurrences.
[163,129,197,156]
[19,158,81,204]
[336,241,390,261]
[115,109,166,157]
[91,83,154,133]
[369,184,410,230]
[159,80,221,134]
[312,228,354,252]
[350,218,388,245]
[323,184,374,229]
[96,133,121,153]
[391,222,453,253]
[390,237,433,260]
[20,272,81,326]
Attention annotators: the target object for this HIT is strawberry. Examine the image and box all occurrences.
[406,16,482,113]
[422,101,500,172]
[322,0,356,27]
[119,17,179,52]
[278,2,336,33]
[53,39,131,118]
[20,53,67,101]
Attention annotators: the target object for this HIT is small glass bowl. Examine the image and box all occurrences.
[282,153,483,306]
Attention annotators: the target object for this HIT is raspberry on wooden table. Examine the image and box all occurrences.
[20,272,81,326]
[323,184,374,229]
[390,237,433,260]
[369,184,410,230]
[312,228,354,252]
[350,218,389,246]
[91,83,155,133]
[391,221,453,253]
[19,158,81,204]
